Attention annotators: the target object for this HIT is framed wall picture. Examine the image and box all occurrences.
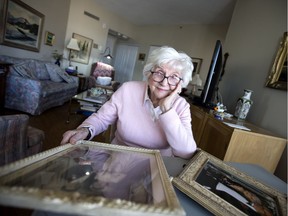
[138,53,146,61]
[173,150,287,216]
[0,141,185,216]
[69,33,93,65]
[44,31,55,46]
[0,0,44,52]
[266,32,287,91]
[191,57,203,75]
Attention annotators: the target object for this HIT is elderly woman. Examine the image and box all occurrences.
[61,46,197,159]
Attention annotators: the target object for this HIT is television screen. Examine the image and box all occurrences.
[193,40,223,108]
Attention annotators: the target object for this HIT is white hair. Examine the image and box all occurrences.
[143,46,194,87]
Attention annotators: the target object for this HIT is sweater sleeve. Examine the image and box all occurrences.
[158,100,197,159]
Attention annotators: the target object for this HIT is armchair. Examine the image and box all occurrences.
[0,114,44,166]
[84,62,115,89]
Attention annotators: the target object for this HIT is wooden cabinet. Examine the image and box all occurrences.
[190,104,287,173]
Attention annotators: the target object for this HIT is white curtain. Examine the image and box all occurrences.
[114,44,138,83]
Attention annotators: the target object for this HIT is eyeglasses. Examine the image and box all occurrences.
[150,71,182,86]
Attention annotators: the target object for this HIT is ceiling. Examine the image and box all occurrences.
[93,0,237,26]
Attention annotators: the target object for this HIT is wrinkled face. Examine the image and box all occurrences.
[148,64,182,101]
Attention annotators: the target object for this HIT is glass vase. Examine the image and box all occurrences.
[234,89,253,120]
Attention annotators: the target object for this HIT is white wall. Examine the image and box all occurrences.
[132,24,229,82]
[65,0,135,75]
[0,0,70,61]
[220,0,287,181]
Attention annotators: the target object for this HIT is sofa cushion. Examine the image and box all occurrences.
[12,63,36,79]
[45,63,74,83]
[57,70,75,83]
[34,60,50,80]
[45,63,63,82]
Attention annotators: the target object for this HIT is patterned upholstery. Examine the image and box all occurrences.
[83,62,116,90]
[91,62,115,79]
[0,114,44,166]
[0,55,79,115]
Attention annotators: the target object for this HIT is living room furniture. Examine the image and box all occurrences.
[80,62,116,90]
[0,62,12,114]
[0,55,79,115]
[0,114,44,166]
[190,103,287,173]
[66,88,113,123]
[68,73,88,93]
[162,156,287,216]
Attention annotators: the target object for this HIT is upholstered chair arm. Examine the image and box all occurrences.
[0,114,29,165]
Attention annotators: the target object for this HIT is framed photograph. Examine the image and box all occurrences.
[266,32,287,91]
[0,141,185,216]
[192,57,203,75]
[69,33,93,65]
[173,150,287,216]
[0,0,44,52]
[44,31,55,46]
[139,53,146,61]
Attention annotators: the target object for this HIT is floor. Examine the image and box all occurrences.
[0,101,112,216]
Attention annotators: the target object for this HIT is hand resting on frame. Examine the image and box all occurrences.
[60,127,89,145]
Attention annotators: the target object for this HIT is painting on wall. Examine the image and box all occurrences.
[191,57,203,75]
[266,32,287,91]
[69,33,93,65]
[44,31,55,46]
[0,0,45,52]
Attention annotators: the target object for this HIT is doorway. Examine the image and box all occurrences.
[114,44,138,83]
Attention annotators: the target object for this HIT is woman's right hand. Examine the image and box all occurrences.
[60,127,89,145]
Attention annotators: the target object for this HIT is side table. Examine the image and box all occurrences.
[68,72,88,93]
[0,62,12,114]
[76,74,89,93]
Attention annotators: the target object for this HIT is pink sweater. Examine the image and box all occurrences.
[79,81,197,158]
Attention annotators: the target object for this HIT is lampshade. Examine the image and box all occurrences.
[102,47,113,59]
[67,38,80,51]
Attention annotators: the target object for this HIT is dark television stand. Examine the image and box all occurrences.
[188,94,216,110]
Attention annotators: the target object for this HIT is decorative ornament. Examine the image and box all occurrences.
[213,102,227,120]
[234,89,253,120]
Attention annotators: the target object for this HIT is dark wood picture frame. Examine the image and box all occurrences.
[0,0,44,52]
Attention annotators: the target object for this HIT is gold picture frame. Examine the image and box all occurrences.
[0,141,185,216]
[44,31,55,46]
[172,150,287,216]
[0,0,44,52]
[266,32,287,90]
[69,33,93,65]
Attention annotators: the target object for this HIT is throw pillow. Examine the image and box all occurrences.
[45,63,64,82]
[45,63,74,83]
[12,63,36,78]
[57,70,75,83]
[35,60,50,80]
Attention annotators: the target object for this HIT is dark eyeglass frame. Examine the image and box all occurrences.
[150,70,183,86]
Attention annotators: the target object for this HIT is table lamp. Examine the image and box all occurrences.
[67,38,80,67]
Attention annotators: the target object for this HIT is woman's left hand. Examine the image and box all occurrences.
[159,82,182,113]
